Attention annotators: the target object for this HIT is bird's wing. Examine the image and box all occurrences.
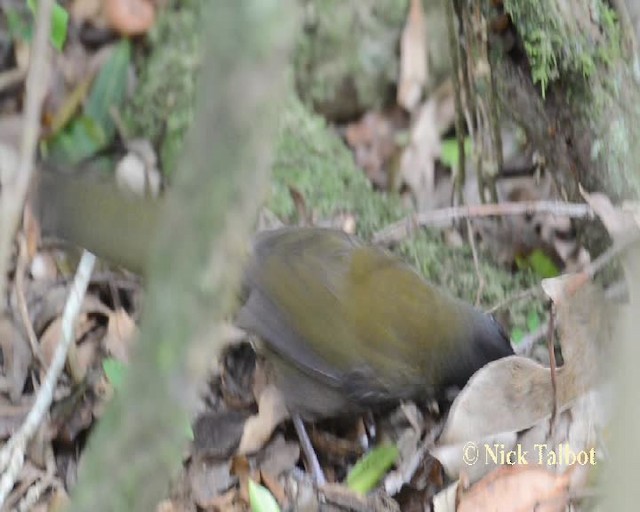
[236,228,358,388]
[236,228,446,402]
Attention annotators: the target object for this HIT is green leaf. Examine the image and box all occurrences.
[103,358,126,390]
[49,2,69,50]
[511,327,525,344]
[440,137,472,169]
[346,443,399,494]
[527,249,560,279]
[248,479,281,512]
[26,0,69,50]
[45,40,131,164]
[6,8,33,42]
[85,40,132,135]
[184,417,194,441]
[526,310,541,332]
[46,115,108,165]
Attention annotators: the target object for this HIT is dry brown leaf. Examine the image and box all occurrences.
[0,396,32,439]
[237,385,289,455]
[31,291,110,339]
[433,431,519,484]
[0,316,32,403]
[104,308,138,363]
[70,0,102,24]
[22,204,41,261]
[260,470,287,505]
[441,281,608,445]
[115,148,161,198]
[344,110,405,189]
[436,281,609,483]
[48,487,71,512]
[458,465,571,512]
[517,389,605,478]
[188,458,236,509]
[257,435,300,477]
[75,337,100,379]
[437,356,556,445]
[400,100,440,210]
[26,423,50,469]
[39,313,94,370]
[398,0,427,111]
[30,252,59,281]
[104,0,156,36]
[192,411,249,460]
[321,484,400,512]
[432,482,458,512]
[580,188,638,240]
[400,87,454,210]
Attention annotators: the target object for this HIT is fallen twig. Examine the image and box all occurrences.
[373,201,595,245]
[0,68,27,94]
[0,0,53,299]
[15,234,44,366]
[0,251,95,507]
[465,219,484,306]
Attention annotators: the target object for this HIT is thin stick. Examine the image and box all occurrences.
[444,0,466,205]
[0,0,53,300]
[15,235,44,366]
[0,67,27,93]
[546,308,558,438]
[292,415,326,487]
[584,230,640,278]
[514,321,548,356]
[465,219,484,306]
[0,251,96,507]
[373,201,595,244]
[488,285,542,314]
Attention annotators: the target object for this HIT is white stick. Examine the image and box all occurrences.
[0,251,96,507]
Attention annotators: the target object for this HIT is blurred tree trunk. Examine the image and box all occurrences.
[68,1,295,510]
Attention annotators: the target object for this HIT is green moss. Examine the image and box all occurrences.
[504,0,620,97]
[293,0,407,119]
[123,0,542,337]
[397,231,543,330]
[270,96,406,237]
[124,0,205,174]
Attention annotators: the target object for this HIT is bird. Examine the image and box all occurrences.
[31,171,513,419]
[236,226,513,420]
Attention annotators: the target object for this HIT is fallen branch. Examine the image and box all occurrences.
[373,201,595,245]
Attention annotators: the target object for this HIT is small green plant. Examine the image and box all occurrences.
[248,479,281,512]
[346,443,399,494]
[440,137,472,169]
[45,40,132,164]
[102,358,126,389]
[7,0,69,50]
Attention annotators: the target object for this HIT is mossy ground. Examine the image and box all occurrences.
[123,0,543,337]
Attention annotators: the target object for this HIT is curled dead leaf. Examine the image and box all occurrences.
[580,188,637,240]
[458,465,571,512]
[237,385,289,455]
[0,316,31,403]
[436,282,610,484]
[398,0,427,111]
[104,308,138,363]
[104,0,155,36]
